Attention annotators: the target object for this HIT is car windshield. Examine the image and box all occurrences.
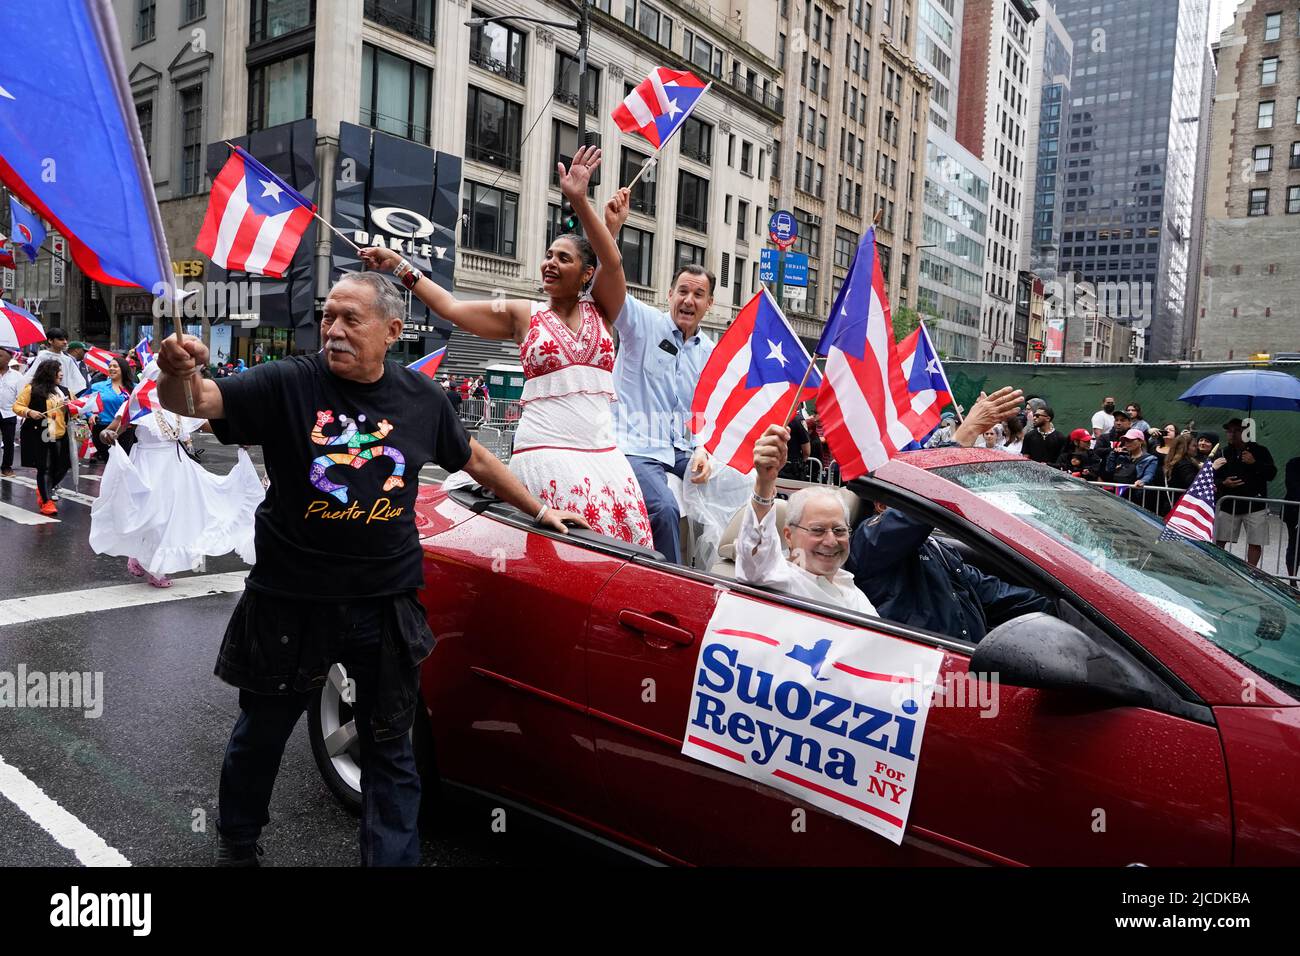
[934,460,1300,699]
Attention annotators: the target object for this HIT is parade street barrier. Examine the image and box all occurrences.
[1216,494,1300,583]
[457,398,523,428]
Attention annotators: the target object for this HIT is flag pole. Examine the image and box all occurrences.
[919,319,962,424]
[781,355,821,426]
[223,142,362,254]
[624,149,661,190]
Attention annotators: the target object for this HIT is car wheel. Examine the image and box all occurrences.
[308,663,362,814]
[308,662,442,829]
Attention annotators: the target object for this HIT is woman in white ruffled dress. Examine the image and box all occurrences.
[360,146,652,546]
[89,399,265,587]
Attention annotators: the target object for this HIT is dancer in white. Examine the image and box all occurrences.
[90,398,264,588]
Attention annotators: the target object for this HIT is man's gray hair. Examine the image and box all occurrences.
[786,486,851,529]
[335,271,405,324]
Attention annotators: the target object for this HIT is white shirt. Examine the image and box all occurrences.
[0,368,23,419]
[21,349,86,396]
[1091,410,1115,435]
[735,502,878,616]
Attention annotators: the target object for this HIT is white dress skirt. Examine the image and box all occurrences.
[89,411,264,576]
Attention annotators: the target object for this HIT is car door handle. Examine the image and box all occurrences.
[617,610,695,646]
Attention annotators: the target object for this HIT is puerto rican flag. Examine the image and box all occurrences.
[196,145,316,278]
[407,346,447,379]
[83,346,116,377]
[1160,461,1218,543]
[612,67,710,150]
[815,227,926,480]
[72,389,103,417]
[896,322,953,438]
[133,337,154,369]
[691,289,821,473]
[118,363,159,425]
[0,232,16,269]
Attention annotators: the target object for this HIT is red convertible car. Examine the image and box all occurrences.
[309,447,1300,865]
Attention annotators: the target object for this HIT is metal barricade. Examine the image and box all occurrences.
[1216,494,1300,582]
[458,397,523,428]
[472,424,516,462]
[1083,480,1185,516]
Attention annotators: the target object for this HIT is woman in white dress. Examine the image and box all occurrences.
[360,146,652,546]
[90,399,265,587]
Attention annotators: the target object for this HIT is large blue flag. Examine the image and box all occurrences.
[8,197,46,262]
[0,2,171,294]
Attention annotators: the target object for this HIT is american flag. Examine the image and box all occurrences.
[1160,460,1218,542]
[196,145,316,278]
[814,226,927,480]
[691,289,820,473]
[611,67,710,150]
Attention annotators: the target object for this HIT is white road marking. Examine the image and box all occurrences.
[0,754,131,866]
[0,500,58,525]
[0,571,248,627]
[76,474,101,483]
[1,474,97,506]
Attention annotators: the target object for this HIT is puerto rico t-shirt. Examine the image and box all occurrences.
[210,353,472,599]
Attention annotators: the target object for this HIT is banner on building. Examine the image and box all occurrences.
[330,122,460,351]
[1044,318,1066,361]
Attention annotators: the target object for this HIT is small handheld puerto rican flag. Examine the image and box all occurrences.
[1160,461,1217,542]
[117,362,160,425]
[196,144,316,278]
[612,67,710,150]
[72,389,103,417]
[407,346,447,379]
[83,346,116,376]
[133,337,154,369]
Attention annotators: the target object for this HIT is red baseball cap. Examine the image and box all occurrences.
[1069,428,1092,442]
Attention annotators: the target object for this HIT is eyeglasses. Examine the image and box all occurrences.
[789,523,851,539]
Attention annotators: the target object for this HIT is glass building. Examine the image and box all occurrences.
[1053,0,1211,360]
[1022,0,1072,281]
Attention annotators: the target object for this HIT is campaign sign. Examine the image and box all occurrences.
[759,248,777,283]
[681,592,943,845]
[768,210,798,250]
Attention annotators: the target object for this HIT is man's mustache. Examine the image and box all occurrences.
[325,340,357,356]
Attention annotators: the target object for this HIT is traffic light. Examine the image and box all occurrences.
[560,199,580,234]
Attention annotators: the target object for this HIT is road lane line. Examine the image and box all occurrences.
[0,571,248,627]
[2,474,97,506]
[0,754,131,866]
[0,500,58,525]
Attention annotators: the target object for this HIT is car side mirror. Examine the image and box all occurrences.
[969,612,1158,708]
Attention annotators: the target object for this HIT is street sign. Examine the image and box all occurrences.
[784,286,807,307]
[782,252,809,287]
[759,248,777,282]
[768,210,798,250]
[51,236,65,287]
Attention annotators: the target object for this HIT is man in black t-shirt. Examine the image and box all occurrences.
[1021,405,1067,465]
[156,273,585,867]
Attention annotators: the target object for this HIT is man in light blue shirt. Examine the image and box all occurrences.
[606,190,716,562]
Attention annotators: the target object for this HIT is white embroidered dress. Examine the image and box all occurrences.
[510,300,653,547]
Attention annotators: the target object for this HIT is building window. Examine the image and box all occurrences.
[464,86,522,171]
[469,7,527,84]
[250,0,313,44]
[736,198,748,241]
[183,0,207,24]
[679,116,712,164]
[794,210,820,258]
[1259,100,1275,128]
[136,0,156,43]
[554,51,600,111]
[1261,56,1279,86]
[624,0,673,49]
[1254,144,1273,172]
[463,182,519,257]
[546,202,583,244]
[833,227,856,268]
[362,45,431,144]
[620,226,654,286]
[677,171,709,231]
[1289,185,1300,214]
[136,100,153,169]
[735,257,748,302]
[1265,11,1282,42]
[179,86,204,196]
[674,240,705,272]
[364,0,436,45]
[619,148,656,214]
[1249,188,1269,216]
[684,30,723,77]
[550,120,597,193]
[740,141,753,175]
[1291,142,1300,168]
[249,51,312,133]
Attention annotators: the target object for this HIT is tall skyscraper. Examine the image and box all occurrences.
[1195,2,1299,361]
[916,0,994,360]
[1020,0,1072,282]
[956,0,1039,362]
[1053,0,1212,360]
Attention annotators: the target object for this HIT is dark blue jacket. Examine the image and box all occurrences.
[848,509,1052,642]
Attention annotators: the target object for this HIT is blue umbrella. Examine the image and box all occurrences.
[1177,369,1300,415]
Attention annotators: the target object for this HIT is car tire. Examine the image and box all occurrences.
[307,662,443,830]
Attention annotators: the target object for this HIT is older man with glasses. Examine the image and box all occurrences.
[734,423,877,613]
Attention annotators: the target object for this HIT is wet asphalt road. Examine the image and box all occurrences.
[0,434,616,867]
